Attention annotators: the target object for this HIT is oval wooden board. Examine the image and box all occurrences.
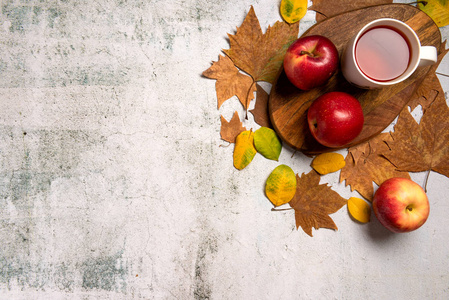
[269,4,441,155]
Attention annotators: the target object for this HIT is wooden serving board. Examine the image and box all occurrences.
[269,4,441,155]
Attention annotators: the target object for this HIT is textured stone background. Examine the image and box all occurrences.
[0,0,448,299]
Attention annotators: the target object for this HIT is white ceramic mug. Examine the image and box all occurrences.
[341,18,437,89]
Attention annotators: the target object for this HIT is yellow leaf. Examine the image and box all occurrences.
[265,164,297,206]
[311,153,346,175]
[280,0,308,24]
[348,197,371,223]
[233,131,257,170]
[418,0,449,27]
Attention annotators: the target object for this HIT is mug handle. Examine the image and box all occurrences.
[418,46,438,66]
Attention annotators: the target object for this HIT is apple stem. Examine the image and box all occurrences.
[300,50,316,57]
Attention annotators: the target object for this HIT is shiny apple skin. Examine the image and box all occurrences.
[283,35,339,90]
[373,178,430,233]
[307,92,364,148]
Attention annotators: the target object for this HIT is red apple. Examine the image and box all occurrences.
[307,92,364,148]
[283,35,339,90]
[373,178,430,233]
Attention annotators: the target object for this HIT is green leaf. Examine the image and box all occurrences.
[254,127,282,161]
[265,164,297,206]
[418,0,449,27]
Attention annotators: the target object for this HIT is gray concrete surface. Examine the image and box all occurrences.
[1,0,448,299]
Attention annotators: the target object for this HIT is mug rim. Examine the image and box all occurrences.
[351,18,421,86]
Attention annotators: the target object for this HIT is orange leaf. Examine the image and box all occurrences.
[249,84,272,128]
[289,171,347,237]
[220,111,247,143]
[340,133,410,201]
[348,197,371,223]
[382,95,449,178]
[223,6,299,84]
[311,152,345,175]
[203,54,256,109]
[309,0,393,22]
[233,130,257,170]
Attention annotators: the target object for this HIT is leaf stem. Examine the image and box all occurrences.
[219,142,231,148]
[245,79,257,120]
[291,150,297,158]
[408,1,428,5]
[308,8,328,19]
[436,72,449,78]
[271,207,294,211]
[423,169,431,192]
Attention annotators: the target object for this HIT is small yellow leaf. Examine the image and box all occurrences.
[418,0,449,28]
[233,130,257,170]
[265,164,297,206]
[348,197,371,223]
[280,0,308,24]
[311,153,346,175]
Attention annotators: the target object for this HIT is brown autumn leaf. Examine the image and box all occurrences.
[309,0,393,22]
[408,41,449,111]
[249,84,272,128]
[289,170,347,237]
[340,133,410,201]
[348,140,369,165]
[223,6,299,84]
[203,54,256,109]
[220,111,247,143]
[382,95,449,179]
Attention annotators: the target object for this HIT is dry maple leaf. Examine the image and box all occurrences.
[220,111,247,143]
[289,170,347,237]
[340,133,410,201]
[382,94,449,181]
[223,6,299,84]
[203,54,256,109]
[249,84,272,128]
[346,139,370,165]
[309,0,393,22]
[408,41,449,111]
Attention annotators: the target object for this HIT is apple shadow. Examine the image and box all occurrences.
[365,212,397,242]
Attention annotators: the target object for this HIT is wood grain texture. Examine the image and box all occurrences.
[269,4,442,155]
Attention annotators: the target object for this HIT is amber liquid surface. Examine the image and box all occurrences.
[355,26,411,82]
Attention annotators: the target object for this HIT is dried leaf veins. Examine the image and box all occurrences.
[382,95,449,179]
[289,171,347,237]
[220,111,247,143]
[223,6,299,84]
[203,54,256,109]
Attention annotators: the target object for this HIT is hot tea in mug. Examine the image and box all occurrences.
[355,26,411,82]
[342,18,437,89]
